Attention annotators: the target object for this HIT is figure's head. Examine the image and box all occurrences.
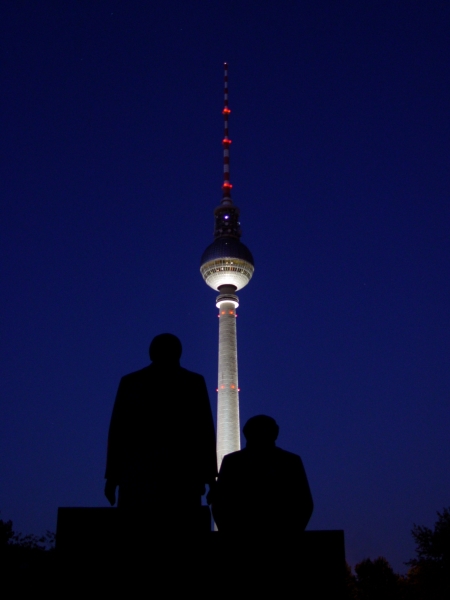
[243,415,279,448]
[149,333,182,364]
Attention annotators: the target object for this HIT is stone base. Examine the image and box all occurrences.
[56,507,346,598]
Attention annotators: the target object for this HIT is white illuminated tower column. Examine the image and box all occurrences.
[200,63,254,469]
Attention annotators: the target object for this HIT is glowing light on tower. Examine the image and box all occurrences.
[200,63,254,469]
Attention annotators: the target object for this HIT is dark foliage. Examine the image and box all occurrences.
[342,508,450,600]
[11,529,55,550]
[354,557,403,600]
[343,562,359,600]
[0,515,14,547]
[406,507,450,600]
[1,513,55,551]
[409,507,450,566]
[0,514,56,594]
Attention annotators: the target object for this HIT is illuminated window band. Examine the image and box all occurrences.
[200,258,254,291]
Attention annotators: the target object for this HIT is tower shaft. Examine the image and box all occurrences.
[216,295,240,467]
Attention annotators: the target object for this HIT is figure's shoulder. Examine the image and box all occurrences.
[224,449,243,460]
[120,365,152,383]
[179,367,206,382]
[274,447,303,464]
[221,449,246,465]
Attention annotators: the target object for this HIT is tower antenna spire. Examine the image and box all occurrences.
[222,62,232,203]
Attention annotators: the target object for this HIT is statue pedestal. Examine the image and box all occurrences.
[56,507,346,597]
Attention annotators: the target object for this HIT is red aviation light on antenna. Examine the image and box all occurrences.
[221,63,233,199]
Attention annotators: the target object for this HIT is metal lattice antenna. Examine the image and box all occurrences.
[222,62,232,202]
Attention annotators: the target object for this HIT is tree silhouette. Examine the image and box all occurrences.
[343,562,359,599]
[409,507,450,565]
[1,513,56,595]
[0,515,14,548]
[1,513,55,551]
[354,557,402,600]
[406,507,450,600]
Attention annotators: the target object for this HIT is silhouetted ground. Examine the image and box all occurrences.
[2,506,449,598]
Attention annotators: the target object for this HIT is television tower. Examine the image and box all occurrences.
[200,63,254,469]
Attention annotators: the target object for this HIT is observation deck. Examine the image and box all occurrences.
[200,236,254,291]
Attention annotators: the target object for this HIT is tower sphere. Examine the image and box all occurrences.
[200,236,254,291]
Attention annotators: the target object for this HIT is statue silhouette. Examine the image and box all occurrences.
[211,415,313,534]
[104,334,217,529]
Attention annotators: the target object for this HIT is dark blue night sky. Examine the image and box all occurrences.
[1,1,449,572]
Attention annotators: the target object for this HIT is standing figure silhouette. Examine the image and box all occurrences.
[105,333,217,530]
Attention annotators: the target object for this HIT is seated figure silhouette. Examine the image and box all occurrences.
[211,415,313,534]
[104,333,217,529]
